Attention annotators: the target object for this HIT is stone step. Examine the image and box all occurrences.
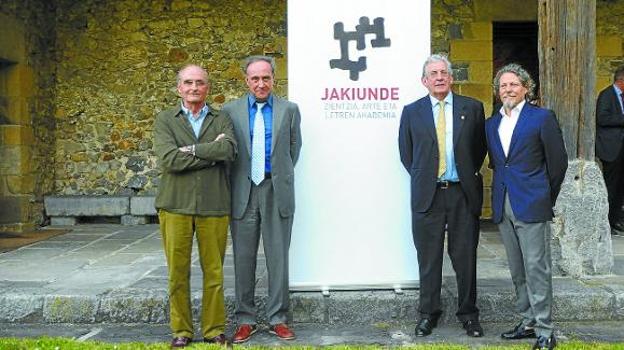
[0,276,621,324]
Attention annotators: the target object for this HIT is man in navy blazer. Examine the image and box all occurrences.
[596,65,624,234]
[399,54,487,338]
[486,64,567,350]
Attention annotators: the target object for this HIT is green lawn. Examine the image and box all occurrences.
[0,338,624,350]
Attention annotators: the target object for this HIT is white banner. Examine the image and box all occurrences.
[288,0,430,290]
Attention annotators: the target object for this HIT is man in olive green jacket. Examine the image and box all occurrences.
[153,64,237,348]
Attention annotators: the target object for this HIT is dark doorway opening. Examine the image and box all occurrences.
[493,22,539,109]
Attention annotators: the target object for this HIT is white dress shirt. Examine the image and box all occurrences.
[498,99,526,157]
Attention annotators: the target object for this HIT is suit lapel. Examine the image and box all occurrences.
[507,103,530,158]
[271,96,284,156]
[490,112,506,161]
[452,97,465,148]
[418,98,436,141]
[235,97,252,156]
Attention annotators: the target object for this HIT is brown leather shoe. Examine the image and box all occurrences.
[269,323,296,340]
[232,324,257,344]
[204,333,227,345]
[171,336,192,348]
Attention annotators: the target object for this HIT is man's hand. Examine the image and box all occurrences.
[178,145,195,155]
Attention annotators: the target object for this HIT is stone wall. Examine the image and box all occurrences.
[1,0,622,227]
[0,0,56,231]
[53,0,287,197]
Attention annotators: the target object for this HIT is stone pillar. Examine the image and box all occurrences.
[538,0,613,276]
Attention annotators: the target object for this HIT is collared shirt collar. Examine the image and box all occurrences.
[499,99,526,118]
[429,92,453,107]
[180,101,209,117]
[247,93,273,108]
[613,83,623,96]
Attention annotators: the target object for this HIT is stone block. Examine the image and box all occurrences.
[130,196,157,215]
[44,196,130,216]
[552,160,613,277]
[597,36,622,57]
[552,278,614,321]
[275,57,287,80]
[450,40,492,61]
[50,216,77,226]
[468,60,493,84]
[6,174,35,194]
[596,77,611,94]
[0,125,34,145]
[0,195,30,224]
[0,293,43,322]
[474,0,537,21]
[464,22,492,40]
[455,83,492,103]
[0,13,25,62]
[5,64,34,98]
[97,291,167,323]
[5,96,29,125]
[121,215,147,225]
[43,295,98,323]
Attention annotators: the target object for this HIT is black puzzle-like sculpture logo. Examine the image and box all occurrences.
[329,16,391,81]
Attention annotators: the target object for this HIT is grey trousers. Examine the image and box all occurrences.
[498,194,554,338]
[231,179,293,325]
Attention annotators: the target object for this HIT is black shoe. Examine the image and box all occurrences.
[462,319,484,337]
[501,322,536,339]
[171,336,192,348]
[415,318,437,337]
[533,334,557,349]
[204,333,227,345]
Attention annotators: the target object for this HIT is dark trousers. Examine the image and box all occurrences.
[411,183,480,322]
[601,146,624,227]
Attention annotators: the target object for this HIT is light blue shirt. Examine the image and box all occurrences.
[181,102,209,139]
[613,84,624,113]
[429,93,459,182]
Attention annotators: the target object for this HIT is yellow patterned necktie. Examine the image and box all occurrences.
[436,101,446,178]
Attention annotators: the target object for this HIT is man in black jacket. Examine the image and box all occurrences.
[398,54,487,338]
[596,65,624,234]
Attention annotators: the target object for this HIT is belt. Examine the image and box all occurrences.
[436,180,459,189]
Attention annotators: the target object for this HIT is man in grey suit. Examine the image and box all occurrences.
[222,55,302,343]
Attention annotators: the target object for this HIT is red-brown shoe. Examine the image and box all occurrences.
[232,324,257,344]
[269,323,296,340]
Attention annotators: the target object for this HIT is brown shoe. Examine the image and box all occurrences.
[171,336,192,348]
[204,333,227,345]
[269,323,296,340]
[232,324,257,344]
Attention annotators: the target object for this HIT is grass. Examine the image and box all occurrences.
[0,338,624,350]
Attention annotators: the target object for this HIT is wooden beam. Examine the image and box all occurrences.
[538,0,596,160]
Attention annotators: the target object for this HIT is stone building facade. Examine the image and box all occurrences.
[0,0,622,229]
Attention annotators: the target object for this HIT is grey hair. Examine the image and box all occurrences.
[614,65,624,82]
[176,64,208,85]
[493,63,536,101]
[421,54,453,79]
[243,55,276,75]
